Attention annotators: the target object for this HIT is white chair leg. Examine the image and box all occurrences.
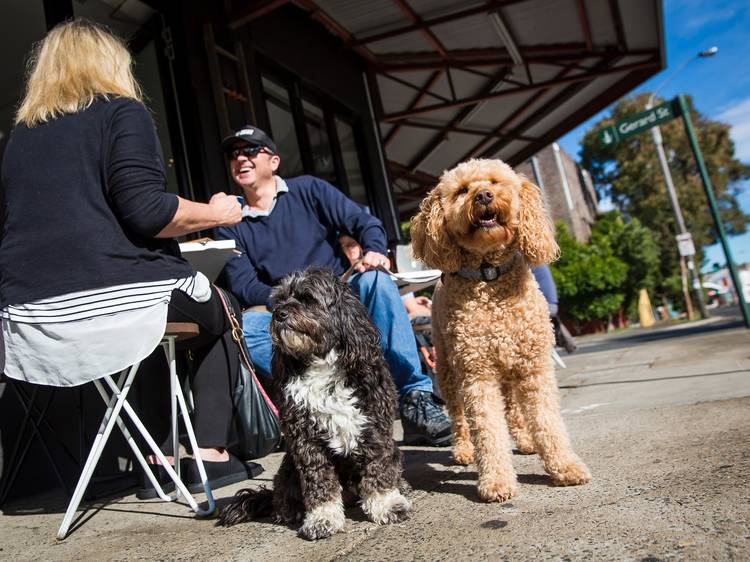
[91,377,177,503]
[172,369,216,516]
[108,392,203,511]
[57,334,217,540]
[57,364,140,540]
[167,339,181,487]
[99,359,215,516]
[552,348,567,369]
[163,336,216,516]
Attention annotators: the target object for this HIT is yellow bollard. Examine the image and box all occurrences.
[638,288,656,327]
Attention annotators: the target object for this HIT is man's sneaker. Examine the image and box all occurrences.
[400,390,452,446]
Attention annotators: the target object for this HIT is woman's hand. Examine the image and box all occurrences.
[209,192,242,227]
[156,194,242,238]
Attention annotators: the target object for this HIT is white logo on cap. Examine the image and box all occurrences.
[237,128,255,136]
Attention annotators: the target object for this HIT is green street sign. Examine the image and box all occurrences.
[599,125,618,146]
[599,99,681,146]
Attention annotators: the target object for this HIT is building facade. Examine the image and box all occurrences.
[516,143,598,242]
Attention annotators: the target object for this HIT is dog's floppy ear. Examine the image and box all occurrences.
[410,188,461,272]
[517,177,559,265]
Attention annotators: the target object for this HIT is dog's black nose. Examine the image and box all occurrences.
[274,308,289,321]
[475,190,494,205]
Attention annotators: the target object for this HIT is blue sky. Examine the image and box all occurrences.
[556,0,750,271]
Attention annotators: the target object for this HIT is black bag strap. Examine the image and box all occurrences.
[213,285,279,417]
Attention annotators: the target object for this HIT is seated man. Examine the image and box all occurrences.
[340,234,432,320]
[216,125,452,446]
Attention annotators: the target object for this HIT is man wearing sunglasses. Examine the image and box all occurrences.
[216,125,452,447]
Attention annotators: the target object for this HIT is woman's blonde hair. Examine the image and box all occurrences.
[16,18,143,127]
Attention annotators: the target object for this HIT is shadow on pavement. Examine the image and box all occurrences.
[576,316,744,355]
[560,368,750,389]
[401,448,553,504]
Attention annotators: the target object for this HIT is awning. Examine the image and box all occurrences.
[233,0,665,214]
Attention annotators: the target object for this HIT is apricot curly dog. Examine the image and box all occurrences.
[410,158,591,502]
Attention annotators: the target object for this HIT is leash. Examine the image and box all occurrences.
[214,285,279,417]
[340,258,390,282]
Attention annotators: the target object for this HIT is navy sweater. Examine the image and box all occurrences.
[0,97,192,306]
[217,176,387,308]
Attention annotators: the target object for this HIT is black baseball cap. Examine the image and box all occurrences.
[221,125,278,154]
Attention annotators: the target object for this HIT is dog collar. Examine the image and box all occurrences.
[453,252,522,282]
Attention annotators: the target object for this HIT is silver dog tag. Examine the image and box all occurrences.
[480,263,498,281]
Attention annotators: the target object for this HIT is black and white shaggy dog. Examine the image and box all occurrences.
[218,267,411,540]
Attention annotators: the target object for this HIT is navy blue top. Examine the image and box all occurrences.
[217,175,387,308]
[532,264,558,306]
[0,97,192,307]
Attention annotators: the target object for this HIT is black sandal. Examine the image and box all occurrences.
[186,453,263,494]
[136,460,188,500]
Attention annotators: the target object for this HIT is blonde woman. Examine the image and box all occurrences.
[0,19,256,497]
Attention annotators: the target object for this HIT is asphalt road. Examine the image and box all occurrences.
[1,307,748,561]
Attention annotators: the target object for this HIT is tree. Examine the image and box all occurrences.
[551,221,628,325]
[580,93,750,308]
[592,211,661,318]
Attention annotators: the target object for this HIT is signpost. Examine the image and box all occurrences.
[676,94,750,328]
[598,100,679,146]
[598,96,750,329]
[676,233,695,257]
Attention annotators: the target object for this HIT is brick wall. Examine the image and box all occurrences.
[516,144,597,242]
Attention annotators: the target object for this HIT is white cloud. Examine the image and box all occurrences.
[682,7,736,32]
[665,0,746,36]
[718,97,750,163]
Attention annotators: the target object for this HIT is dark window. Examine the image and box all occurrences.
[335,117,367,206]
[302,97,336,184]
[259,69,370,208]
[262,76,304,177]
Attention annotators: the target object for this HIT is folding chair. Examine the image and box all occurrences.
[57,322,216,539]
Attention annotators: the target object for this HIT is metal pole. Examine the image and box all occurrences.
[649,123,708,318]
[363,71,401,242]
[677,94,750,328]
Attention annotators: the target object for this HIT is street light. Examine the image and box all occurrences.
[646,47,718,320]
[648,47,719,107]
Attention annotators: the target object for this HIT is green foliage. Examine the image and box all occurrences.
[592,210,661,317]
[400,220,412,242]
[551,221,628,323]
[579,93,750,310]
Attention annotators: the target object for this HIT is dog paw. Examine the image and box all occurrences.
[453,442,475,465]
[549,460,592,487]
[274,509,304,525]
[477,476,517,503]
[515,440,536,455]
[362,489,412,525]
[297,501,345,540]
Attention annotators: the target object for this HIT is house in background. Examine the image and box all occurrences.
[516,143,598,242]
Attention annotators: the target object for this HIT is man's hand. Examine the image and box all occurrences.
[356,251,390,273]
[414,296,432,308]
[209,192,242,227]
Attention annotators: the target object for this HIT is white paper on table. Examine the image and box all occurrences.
[383,268,442,295]
[178,239,240,282]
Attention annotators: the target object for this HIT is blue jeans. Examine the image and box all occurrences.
[242,270,432,404]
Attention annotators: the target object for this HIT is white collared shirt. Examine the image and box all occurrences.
[240,176,289,218]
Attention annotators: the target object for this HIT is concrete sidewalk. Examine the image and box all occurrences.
[2,311,749,560]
